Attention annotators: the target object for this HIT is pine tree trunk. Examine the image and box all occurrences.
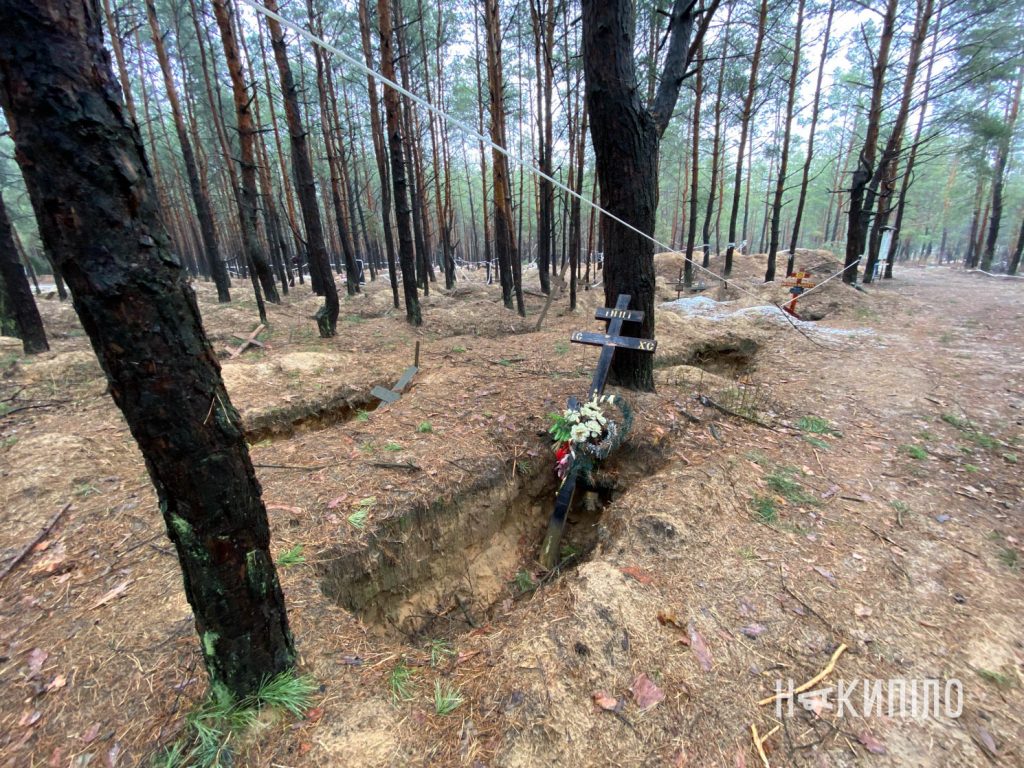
[684,45,703,288]
[842,0,898,283]
[484,0,520,313]
[0,0,294,698]
[378,0,421,324]
[724,0,767,277]
[981,64,1023,271]
[263,0,338,335]
[0,191,48,352]
[789,0,834,273]
[701,9,730,270]
[582,0,708,390]
[766,0,804,282]
[358,0,399,307]
[211,0,280,305]
[864,0,934,283]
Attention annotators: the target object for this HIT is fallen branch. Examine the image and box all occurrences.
[252,463,327,471]
[369,461,421,471]
[758,643,848,706]
[0,502,72,583]
[697,395,778,432]
[750,723,779,768]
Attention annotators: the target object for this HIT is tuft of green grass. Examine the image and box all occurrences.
[152,671,316,767]
[976,668,1014,688]
[512,570,536,594]
[388,662,415,703]
[348,497,376,530]
[356,409,370,422]
[417,421,433,434]
[964,463,980,473]
[1003,452,1018,464]
[752,495,778,524]
[942,412,1000,450]
[739,546,758,560]
[277,544,306,568]
[433,680,463,715]
[797,415,840,436]
[554,341,570,356]
[1,436,18,449]
[428,639,455,667]
[900,444,928,460]
[997,547,1020,571]
[384,441,403,452]
[451,345,467,354]
[765,471,818,505]
[803,436,829,451]
[74,482,100,498]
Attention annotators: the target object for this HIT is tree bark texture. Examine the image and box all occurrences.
[263,0,339,335]
[0,190,49,353]
[0,0,294,699]
[378,0,421,325]
[211,0,280,304]
[582,0,706,390]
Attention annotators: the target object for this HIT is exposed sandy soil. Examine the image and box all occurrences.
[0,256,1021,767]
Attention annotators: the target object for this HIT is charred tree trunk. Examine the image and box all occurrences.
[358,0,399,308]
[842,0,898,283]
[1007,214,1024,276]
[789,0,834,273]
[145,0,231,303]
[211,0,280,305]
[0,191,48,352]
[766,0,805,283]
[484,0,522,315]
[378,0,421,324]
[724,0,767,277]
[0,0,294,698]
[864,0,933,283]
[701,8,730,270]
[263,0,338,335]
[583,0,712,389]
[684,44,703,289]
[981,64,1023,272]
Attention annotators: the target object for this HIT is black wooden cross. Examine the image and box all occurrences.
[539,294,657,568]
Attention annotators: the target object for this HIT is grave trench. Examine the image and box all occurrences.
[242,380,391,442]
[316,440,666,639]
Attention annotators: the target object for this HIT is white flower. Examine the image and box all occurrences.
[570,423,590,443]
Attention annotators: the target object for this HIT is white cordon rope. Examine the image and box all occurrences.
[240,0,863,324]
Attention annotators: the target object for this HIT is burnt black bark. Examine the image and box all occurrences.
[0,191,48,353]
[0,0,294,699]
[378,0,421,325]
[583,0,712,389]
[263,0,338,336]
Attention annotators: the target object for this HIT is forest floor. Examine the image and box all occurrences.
[1,254,1022,767]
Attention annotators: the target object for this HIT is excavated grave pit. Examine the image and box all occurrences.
[317,443,663,639]
[242,383,389,443]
